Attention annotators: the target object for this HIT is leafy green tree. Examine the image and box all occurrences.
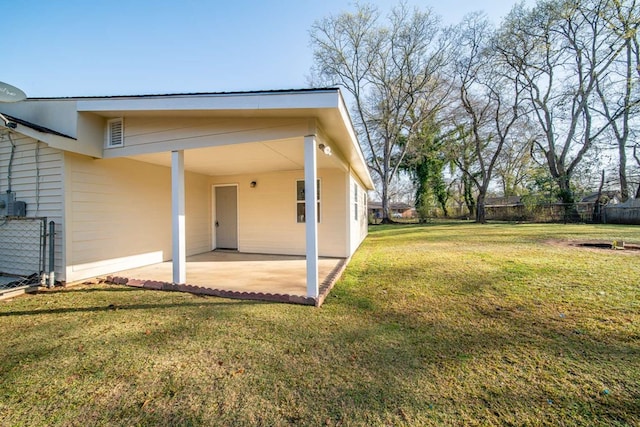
[401,120,450,220]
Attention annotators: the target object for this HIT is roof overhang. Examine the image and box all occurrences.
[0,112,77,150]
[74,89,374,190]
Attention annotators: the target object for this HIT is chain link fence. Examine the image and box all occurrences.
[369,201,640,225]
[0,217,47,290]
[484,203,601,223]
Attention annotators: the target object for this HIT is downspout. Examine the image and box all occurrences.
[6,131,16,193]
[40,219,47,286]
[48,221,55,288]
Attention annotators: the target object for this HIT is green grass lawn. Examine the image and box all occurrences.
[1,222,639,426]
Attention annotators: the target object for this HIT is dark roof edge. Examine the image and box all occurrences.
[24,87,341,101]
[0,113,77,140]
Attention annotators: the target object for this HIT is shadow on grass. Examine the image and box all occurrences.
[0,300,264,317]
[1,280,637,425]
[36,286,143,294]
[321,282,640,424]
[2,229,639,427]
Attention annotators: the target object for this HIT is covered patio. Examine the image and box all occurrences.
[1,89,373,302]
[105,251,347,306]
[74,90,373,306]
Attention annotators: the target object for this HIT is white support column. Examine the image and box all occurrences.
[304,135,319,298]
[171,150,186,284]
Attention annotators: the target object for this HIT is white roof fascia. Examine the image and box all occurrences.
[72,88,374,189]
[336,91,374,190]
[76,90,339,113]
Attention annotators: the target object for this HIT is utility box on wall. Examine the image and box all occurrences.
[0,192,27,217]
[8,201,26,217]
[0,192,15,217]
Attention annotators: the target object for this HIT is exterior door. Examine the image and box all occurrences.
[215,186,238,250]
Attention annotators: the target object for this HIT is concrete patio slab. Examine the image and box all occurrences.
[105,251,347,306]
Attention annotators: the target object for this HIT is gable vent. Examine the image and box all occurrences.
[106,118,124,148]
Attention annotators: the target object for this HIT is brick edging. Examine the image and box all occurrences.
[105,276,316,305]
[105,257,348,307]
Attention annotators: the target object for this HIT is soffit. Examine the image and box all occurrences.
[128,138,339,176]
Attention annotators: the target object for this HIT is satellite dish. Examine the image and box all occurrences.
[0,81,27,102]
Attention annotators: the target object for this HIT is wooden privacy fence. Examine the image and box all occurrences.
[603,199,640,225]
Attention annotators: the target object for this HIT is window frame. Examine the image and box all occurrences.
[296,179,321,223]
[354,183,359,221]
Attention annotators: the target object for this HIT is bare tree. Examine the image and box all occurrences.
[497,0,626,205]
[445,124,478,218]
[450,13,526,223]
[594,0,640,201]
[634,144,640,198]
[494,126,536,197]
[309,2,453,222]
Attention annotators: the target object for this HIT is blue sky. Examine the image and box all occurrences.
[3,0,530,98]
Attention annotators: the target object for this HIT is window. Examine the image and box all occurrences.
[106,118,124,148]
[364,191,368,216]
[354,183,359,220]
[296,180,320,223]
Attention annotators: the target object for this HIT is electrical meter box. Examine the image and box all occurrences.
[0,192,26,217]
[0,192,16,217]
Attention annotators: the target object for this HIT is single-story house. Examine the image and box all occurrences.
[0,88,374,303]
[368,201,415,219]
[579,191,622,205]
[484,196,523,207]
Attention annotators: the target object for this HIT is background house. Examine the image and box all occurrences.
[368,201,416,222]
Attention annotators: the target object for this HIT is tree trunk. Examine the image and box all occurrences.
[556,174,575,204]
[380,183,393,224]
[463,175,475,219]
[619,140,629,202]
[593,169,605,223]
[635,145,640,199]
[439,200,449,218]
[617,37,633,202]
[476,192,486,224]
[556,174,580,222]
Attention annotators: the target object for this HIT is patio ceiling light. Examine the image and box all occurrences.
[318,143,332,156]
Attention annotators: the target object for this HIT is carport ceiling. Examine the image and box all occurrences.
[127,137,340,176]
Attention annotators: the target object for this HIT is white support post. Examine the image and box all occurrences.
[172,150,186,284]
[304,135,319,298]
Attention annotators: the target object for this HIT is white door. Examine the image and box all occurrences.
[215,186,238,250]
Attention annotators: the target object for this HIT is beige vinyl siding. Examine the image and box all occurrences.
[316,169,348,257]
[349,175,368,255]
[65,154,210,282]
[0,132,64,279]
[185,172,211,255]
[108,117,310,156]
[210,168,348,258]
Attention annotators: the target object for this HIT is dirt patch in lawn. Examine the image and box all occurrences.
[547,239,640,254]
